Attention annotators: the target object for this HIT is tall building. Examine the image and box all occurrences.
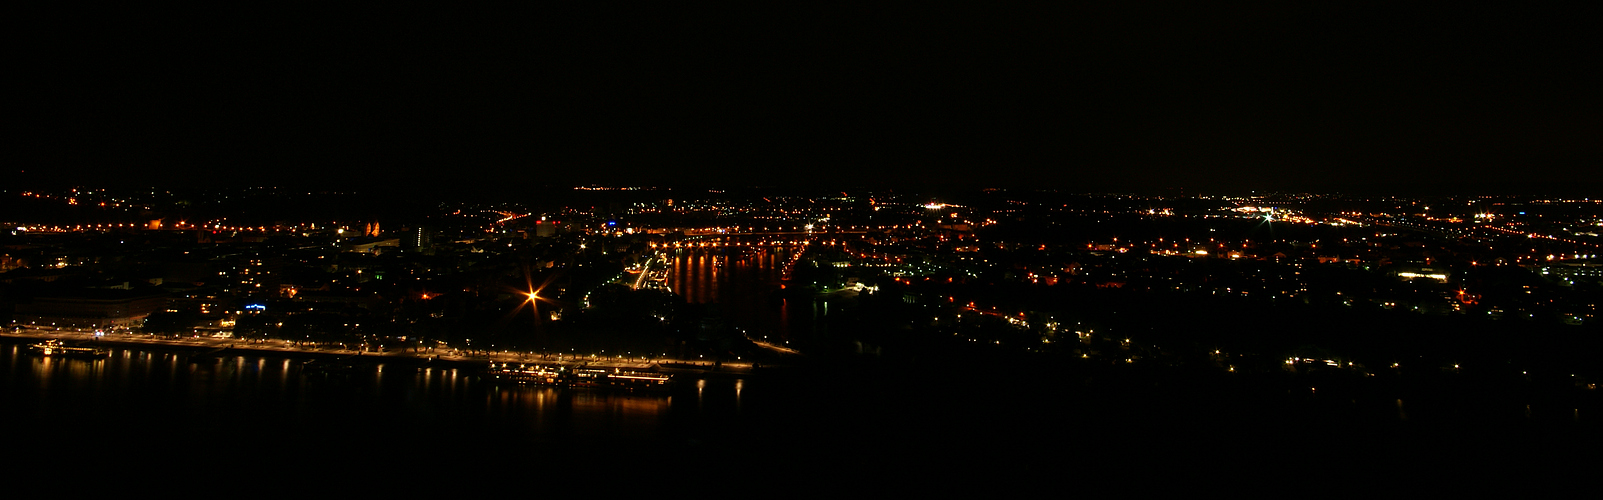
[406,224,435,252]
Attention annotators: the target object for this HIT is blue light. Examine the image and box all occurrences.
[607,221,617,226]
[245,304,266,311]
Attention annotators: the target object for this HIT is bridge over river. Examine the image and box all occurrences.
[638,232,875,349]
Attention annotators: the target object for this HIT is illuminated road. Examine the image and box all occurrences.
[631,256,666,290]
[1485,225,1602,250]
[2,330,759,372]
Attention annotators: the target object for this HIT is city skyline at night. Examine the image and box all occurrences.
[4,182,1601,484]
[8,4,1601,486]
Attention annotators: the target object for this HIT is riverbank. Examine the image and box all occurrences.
[1,330,768,376]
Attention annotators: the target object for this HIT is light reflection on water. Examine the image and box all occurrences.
[669,245,795,342]
[0,343,745,447]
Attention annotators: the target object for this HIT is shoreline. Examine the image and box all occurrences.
[1,331,767,376]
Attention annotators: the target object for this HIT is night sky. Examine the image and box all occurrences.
[14,4,1602,194]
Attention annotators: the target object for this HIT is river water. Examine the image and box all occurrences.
[665,244,798,342]
[6,340,1597,483]
[0,342,797,467]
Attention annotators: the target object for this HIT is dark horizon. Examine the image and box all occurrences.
[14,4,1602,194]
[8,172,1600,200]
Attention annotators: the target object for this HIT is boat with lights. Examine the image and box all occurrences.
[487,362,672,391]
[28,339,109,359]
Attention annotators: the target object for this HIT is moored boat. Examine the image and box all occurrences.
[487,362,672,391]
[28,339,109,359]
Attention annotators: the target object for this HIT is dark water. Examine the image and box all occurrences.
[6,342,1600,485]
[0,342,808,475]
[667,244,797,342]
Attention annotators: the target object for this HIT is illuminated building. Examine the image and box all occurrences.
[1393,266,1451,282]
[406,225,435,250]
[1541,261,1603,283]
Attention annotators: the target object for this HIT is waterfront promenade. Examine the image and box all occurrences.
[1,329,758,374]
